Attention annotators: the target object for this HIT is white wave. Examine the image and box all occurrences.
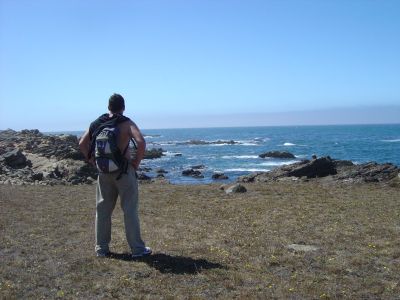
[254,137,270,142]
[163,151,182,157]
[283,142,296,146]
[222,155,259,159]
[225,168,270,172]
[235,140,260,146]
[381,139,400,143]
[237,143,259,146]
[259,160,298,166]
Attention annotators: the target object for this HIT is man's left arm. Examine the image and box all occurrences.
[129,121,146,170]
[79,129,94,164]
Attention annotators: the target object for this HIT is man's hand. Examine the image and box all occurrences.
[131,159,140,170]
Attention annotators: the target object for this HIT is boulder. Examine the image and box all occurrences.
[75,163,98,179]
[212,173,229,180]
[182,169,204,178]
[31,172,44,181]
[1,149,28,168]
[156,168,168,174]
[225,184,247,194]
[259,151,296,159]
[144,148,165,159]
[137,173,152,181]
[285,156,336,178]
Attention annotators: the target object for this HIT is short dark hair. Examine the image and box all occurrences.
[108,93,125,113]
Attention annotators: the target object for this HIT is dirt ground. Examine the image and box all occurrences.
[1,181,400,299]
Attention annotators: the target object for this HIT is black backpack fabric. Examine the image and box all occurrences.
[89,114,132,179]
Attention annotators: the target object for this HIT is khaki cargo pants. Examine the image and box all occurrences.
[95,165,145,255]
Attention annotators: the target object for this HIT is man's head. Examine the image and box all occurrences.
[108,93,125,113]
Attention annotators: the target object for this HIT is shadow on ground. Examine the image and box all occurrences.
[108,252,226,274]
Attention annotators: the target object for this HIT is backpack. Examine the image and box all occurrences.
[89,114,135,179]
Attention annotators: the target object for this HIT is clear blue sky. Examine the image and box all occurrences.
[1,0,399,130]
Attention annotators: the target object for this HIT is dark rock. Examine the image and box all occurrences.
[21,129,41,136]
[212,173,229,180]
[259,151,296,159]
[174,153,183,157]
[76,163,98,179]
[31,172,44,181]
[156,168,168,174]
[238,172,266,183]
[138,167,152,172]
[137,173,152,181]
[333,159,354,168]
[285,157,336,178]
[238,157,399,184]
[71,178,81,185]
[335,162,398,183]
[63,150,85,160]
[238,157,336,182]
[144,148,165,159]
[2,149,28,168]
[225,184,247,194]
[182,169,204,178]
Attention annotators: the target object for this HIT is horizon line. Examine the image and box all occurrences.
[2,121,399,134]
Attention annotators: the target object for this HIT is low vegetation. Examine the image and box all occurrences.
[1,181,399,299]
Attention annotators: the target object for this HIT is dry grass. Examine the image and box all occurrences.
[1,181,400,299]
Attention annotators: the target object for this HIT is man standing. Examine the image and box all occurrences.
[79,93,152,258]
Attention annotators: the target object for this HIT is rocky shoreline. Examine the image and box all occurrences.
[0,129,398,186]
[0,129,167,186]
[238,156,399,184]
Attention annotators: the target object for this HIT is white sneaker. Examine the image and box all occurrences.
[132,247,152,258]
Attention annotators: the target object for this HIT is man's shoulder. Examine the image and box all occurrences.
[120,116,135,125]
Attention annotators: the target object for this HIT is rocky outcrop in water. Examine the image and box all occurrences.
[182,169,204,178]
[212,173,229,180]
[143,148,165,159]
[259,151,296,159]
[238,156,399,183]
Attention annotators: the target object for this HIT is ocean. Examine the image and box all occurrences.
[52,124,400,184]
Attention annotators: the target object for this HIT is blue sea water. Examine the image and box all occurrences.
[53,124,400,184]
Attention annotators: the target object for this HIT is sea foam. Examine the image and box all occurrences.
[225,168,270,172]
[222,155,259,159]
